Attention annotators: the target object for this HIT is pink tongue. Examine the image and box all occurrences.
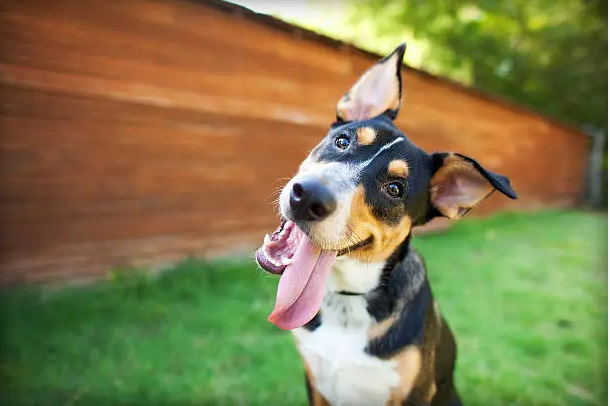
[268,233,337,330]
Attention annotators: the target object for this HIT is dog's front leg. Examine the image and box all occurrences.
[304,372,331,406]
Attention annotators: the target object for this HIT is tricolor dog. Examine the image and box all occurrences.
[256,44,516,406]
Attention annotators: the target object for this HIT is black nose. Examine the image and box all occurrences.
[289,179,337,221]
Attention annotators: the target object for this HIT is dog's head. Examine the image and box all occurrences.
[257,44,516,330]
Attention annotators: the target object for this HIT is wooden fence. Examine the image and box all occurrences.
[0,0,589,283]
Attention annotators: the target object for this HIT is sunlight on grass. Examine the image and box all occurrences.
[0,210,606,405]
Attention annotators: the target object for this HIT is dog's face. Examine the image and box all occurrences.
[277,44,516,263]
[278,117,431,263]
[257,44,516,330]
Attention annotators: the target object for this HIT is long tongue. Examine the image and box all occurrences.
[268,233,337,330]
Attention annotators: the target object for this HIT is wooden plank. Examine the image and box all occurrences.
[0,0,589,284]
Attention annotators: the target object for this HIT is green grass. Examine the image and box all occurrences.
[0,210,607,406]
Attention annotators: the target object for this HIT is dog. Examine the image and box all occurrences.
[255,43,516,406]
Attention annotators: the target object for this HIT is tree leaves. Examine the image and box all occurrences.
[345,0,607,130]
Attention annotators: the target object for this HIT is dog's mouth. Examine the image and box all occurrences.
[256,219,372,330]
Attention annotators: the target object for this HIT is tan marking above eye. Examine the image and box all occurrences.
[356,127,376,145]
[388,159,409,178]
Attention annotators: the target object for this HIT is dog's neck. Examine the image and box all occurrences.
[327,234,414,296]
[328,257,386,294]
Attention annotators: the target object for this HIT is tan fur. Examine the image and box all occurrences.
[305,363,331,406]
[378,286,443,405]
[368,314,399,341]
[430,153,494,219]
[433,301,443,336]
[414,298,445,404]
[427,381,438,402]
[386,346,422,405]
[357,127,377,145]
[346,186,412,263]
[388,159,409,178]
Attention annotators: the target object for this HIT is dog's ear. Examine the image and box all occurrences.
[336,43,406,122]
[428,152,517,220]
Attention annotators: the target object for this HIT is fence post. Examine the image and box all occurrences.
[583,125,606,208]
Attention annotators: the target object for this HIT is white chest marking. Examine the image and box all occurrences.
[293,258,399,406]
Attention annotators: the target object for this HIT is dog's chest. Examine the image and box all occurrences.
[292,260,399,406]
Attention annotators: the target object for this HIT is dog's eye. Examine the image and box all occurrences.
[385,182,403,198]
[334,136,350,150]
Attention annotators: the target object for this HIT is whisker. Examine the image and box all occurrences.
[267,185,287,205]
[266,178,290,202]
[345,224,362,240]
[345,225,364,245]
[269,185,284,197]
[338,235,355,256]
[272,177,291,185]
[338,225,367,257]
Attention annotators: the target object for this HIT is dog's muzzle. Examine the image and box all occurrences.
[289,178,337,222]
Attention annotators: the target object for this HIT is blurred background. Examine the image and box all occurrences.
[0,0,607,405]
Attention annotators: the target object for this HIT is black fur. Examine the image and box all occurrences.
[366,233,412,321]
[316,116,517,237]
[303,312,322,332]
[366,279,431,358]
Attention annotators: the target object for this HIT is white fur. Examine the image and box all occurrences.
[292,258,400,406]
[327,256,385,293]
[280,162,356,247]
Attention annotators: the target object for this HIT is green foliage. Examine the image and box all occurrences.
[306,0,607,130]
[0,211,606,405]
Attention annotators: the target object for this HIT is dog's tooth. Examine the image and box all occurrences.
[264,234,270,244]
[262,244,274,260]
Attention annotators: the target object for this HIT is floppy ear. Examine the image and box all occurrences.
[336,43,406,122]
[429,153,517,220]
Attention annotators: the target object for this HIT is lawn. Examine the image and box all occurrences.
[0,210,607,406]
